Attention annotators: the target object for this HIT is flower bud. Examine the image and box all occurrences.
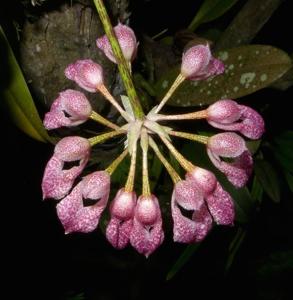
[65,59,103,92]
[96,23,138,63]
[181,44,224,80]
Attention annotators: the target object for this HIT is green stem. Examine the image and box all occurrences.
[88,130,125,146]
[93,0,144,119]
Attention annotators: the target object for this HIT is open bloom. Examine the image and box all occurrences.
[172,179,212,243]
[130,195,164,257]
[207,100,265,139]
[207,132,253,188]
[106,188,137,249]
[96,23,138,63]
[42,136,90,200]
[181,44,224,80]
[65,59,104,92]
[56,171,110,233]
[43,90,92,129]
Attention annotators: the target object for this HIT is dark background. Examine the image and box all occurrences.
[1,0,293,299]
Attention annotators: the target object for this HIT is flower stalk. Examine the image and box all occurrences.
[90,111,120,130]
[159,134,194,172]
[93,0,144,119]
[141,129,151,196]
[88,129,125,146]
[149,137,181,184]
[150,109,207,121]
[124,140,138,192]
[155,73,185,113]
[105,148,128,175]
[169,130,209,144]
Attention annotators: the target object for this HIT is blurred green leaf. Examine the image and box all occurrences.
[155,45,292,107]
[166,244,201,281]
[189,0,240,31]
[225,227,246,273]
[284,171,293,193]
[251,175,264,204]
[0,26,51,143]
[254,160,281,203]
[181,141,254,223]
[272,131,293,173]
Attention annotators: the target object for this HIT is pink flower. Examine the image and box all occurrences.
[171,179,212,243]
[207,132,253,188]
[207,100,265,139]
[181,44,224,80]
[65,59,104,92]
[42,136,90,200]
[96,23,138,63]
[106,188,137,249]
[43,90,92,129]
[186,167,235,225]
[56,171,110,233]
[130,195,164,257]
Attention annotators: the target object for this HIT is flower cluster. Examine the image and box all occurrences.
[42,23,264,257]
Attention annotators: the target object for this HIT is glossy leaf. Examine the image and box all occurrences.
[254,160,281,203]
[166,244,201,281]
[189,0,240,31]
[0,27,51,143]
[155,45,292,107]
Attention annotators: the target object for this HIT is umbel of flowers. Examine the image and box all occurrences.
[42,22,264,257]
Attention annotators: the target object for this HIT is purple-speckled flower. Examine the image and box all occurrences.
[65,59,104,92]
[56,171,110,233]
[181,44,224,80]
[96,23,138,63]
[43,90,92,129]
[106,188,137,249]
[207,100,265,139]
[42,136,90,200]
[207,132,253,188]
[130,195,164,257]
[171,179,212,243]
